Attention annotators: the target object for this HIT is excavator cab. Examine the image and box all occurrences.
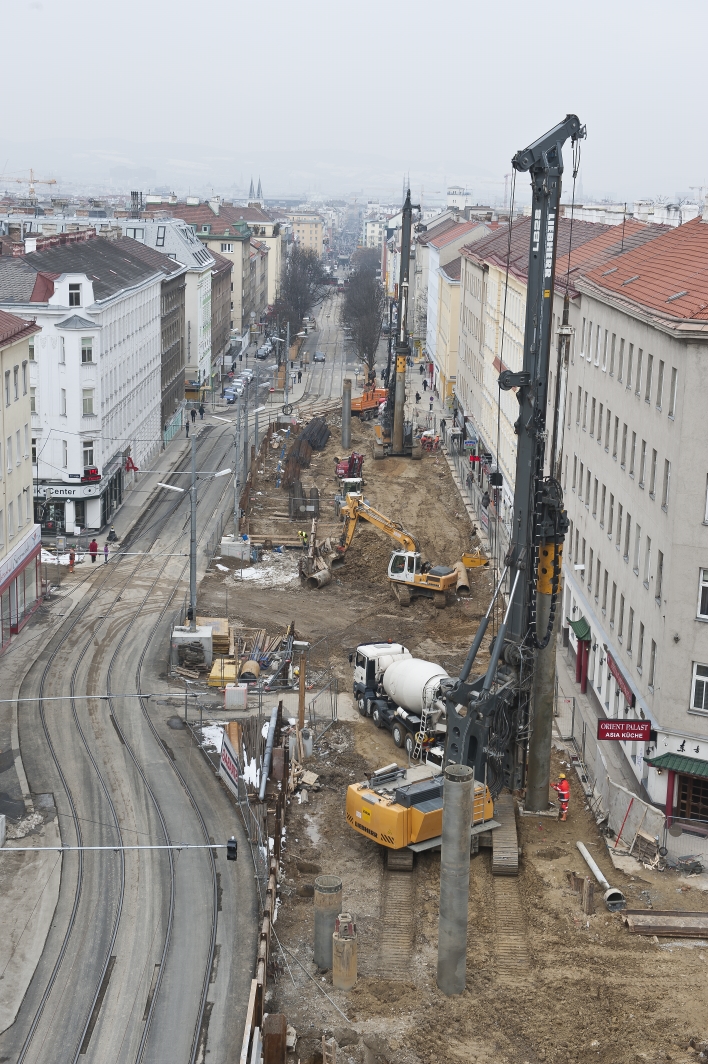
[388,551,420,583]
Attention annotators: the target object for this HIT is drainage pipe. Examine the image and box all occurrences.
[576,841,626,911]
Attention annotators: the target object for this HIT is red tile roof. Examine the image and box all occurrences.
[427,220,485,250]
[554,219,670,294]
[145,201,274,229]
[210,249,233,275]
[461,216,610,285]
[440,256,462,281]
[581,217,708,321]
[416,217,458,246]
[0,308,40,346]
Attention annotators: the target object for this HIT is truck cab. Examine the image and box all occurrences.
[352,642,411,714]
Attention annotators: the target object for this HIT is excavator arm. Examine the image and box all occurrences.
[338,494,420,554]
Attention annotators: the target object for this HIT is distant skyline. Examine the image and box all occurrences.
[4,0,707,207]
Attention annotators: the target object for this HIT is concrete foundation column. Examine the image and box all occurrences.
[437,764,474,995]
[313,875,342,970]
[342,379,352,450]
[332,912,357,990]
[526,591,555,812]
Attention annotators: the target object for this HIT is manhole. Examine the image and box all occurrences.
[167,716,186,730]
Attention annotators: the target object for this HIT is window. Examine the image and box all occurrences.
[644,536,651,588]
[602,570,608,613]
[82,389,94,416]
[691,663,708,712]
[639,440,647,487]
[69,283,81,307]
[13,366,18,400]
[645,354,653,402]
[597,402,603,444]
[656,550,664,604]
[156,226,166,247]
[602,330,608,371]
[656,360,664,409]
[8,501,13,538]
[30,387,36,413]
[25,489,30,522]
[62,440,68,468]
[6,436,11,472]
[22,360,27,394]
[592,478,598,517]
[661,459,671,510]
[221,242,234,253]
[649,449,657,497]
[613,416,619,459]
[585,468,591,504]
[81,338,93,363]
[616,503,623,549]
[576,387,582,424]
[590,398,596,436]
[635,349,643,395]
[624,512,632,561]
[620,423,627,468]
[595,328,601,366]
[83,440,94,467]
[59,337,65,364]
[627,608,634,654]
[618,594,625,641]
[648,640,657,689]
[610,582,617,627]
[31,438,36,464]
[595,558,601,600]
[617,338,625,381]
[582,391,588,430]
[608,493,615,538]
[669,367,678,417]
[572,455,577,491]
[588,549,593,590]
[609,334,616,375]
[629,432,636,477]
[563,454,568,491]
[698,569,708,619]
[61,388,67,416]
[637,623,644,671]
[578,461,584,498]
[600,484,606,527]
[626,343,634,388]
[28,338,35,362]
[15,430,20,466]
[605,408,611,450]
[4,370,9,406]
[633,523,641,574]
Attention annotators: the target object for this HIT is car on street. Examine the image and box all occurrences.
[240,368,254,381]
[256,346,270,360]
[223,389,236,404]
[313,351,326,363]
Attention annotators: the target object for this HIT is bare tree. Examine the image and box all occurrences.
[341,260,385,374]
[267,244,328,345]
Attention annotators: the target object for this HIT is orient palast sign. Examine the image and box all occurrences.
[597,719,651,742]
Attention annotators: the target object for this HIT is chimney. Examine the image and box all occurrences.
[24,237,37,254]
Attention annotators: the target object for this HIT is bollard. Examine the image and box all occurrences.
[437,764,474,995]
[314,875,342,970]
[332,912,357,990]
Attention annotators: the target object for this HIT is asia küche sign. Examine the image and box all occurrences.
[597,720,651,742]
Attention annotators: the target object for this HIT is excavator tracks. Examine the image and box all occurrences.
[492,794,519,876]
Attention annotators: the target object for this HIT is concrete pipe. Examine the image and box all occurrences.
[306,569,332,589]
[576,841,626,911]
[453,561,471,596]
[332,912,357,991]
[437,764,475,996]
[239,660,261,680]
[314,876,343,970]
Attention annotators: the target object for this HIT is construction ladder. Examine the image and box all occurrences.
[411,686,434,762]
[322,1036,337,1062]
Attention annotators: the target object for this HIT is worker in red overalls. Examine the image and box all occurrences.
[551,773,570,821]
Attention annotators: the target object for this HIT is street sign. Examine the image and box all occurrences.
[597,720,651,741]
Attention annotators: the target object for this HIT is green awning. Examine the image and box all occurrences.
[644,752,708,779]
[567,615,591,641]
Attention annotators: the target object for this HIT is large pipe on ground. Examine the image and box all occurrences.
[258,705,279,801]
[453,561,470,596]
[576,841,626,911]
[306,569,331,589]
[314,875,343,970]
[342,378,352,449]
[437,764,474,995]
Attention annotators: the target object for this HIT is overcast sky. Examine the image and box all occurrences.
[4,0,707,204]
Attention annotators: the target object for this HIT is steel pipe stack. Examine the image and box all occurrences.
[437,764,474,995]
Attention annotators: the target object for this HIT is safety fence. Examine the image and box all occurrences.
[163,403,186,446]
[448,448,511,567]
[204,510,227,559]
[606,778,708,869]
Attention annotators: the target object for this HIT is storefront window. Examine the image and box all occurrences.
[678,775,708,824]
[39,501,66,535]
[1,589,10,646]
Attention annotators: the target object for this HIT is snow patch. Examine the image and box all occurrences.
[200,724,224,752]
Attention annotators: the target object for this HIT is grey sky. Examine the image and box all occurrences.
[4,0,707,203]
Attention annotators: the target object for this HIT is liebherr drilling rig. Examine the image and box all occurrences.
[442,115,586,803]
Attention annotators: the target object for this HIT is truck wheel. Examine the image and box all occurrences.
[372,706,383,728]
[357,697,367,716]
[434,592,446,609]
[405,733,415,757]
[391,722,405,748]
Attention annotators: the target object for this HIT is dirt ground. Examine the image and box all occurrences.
[198,414,708,1064]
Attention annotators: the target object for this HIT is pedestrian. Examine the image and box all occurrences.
[297,369,302,383]
[551,773,570,821]
[185,419,189,438]
[422,378,428,392]
[104,543,109,564]
[69,548,75,573]
[190,407,197,424]
[415,391,421,405]
[419,364,424,376]
[440,418,446,434]
[199,403,205,420]
[89,538,98,564]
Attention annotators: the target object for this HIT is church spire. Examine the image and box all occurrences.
[256,176,263,203]
[248,176,255,200]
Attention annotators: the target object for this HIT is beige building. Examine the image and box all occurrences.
[0,310,41,647]
[433,257,461,400]
[284,211,324,257]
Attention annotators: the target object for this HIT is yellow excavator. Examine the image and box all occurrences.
[335,493,487,607]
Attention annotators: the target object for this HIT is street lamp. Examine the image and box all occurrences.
[155,435,230,632]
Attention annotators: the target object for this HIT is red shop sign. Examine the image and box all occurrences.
[606,652,636,708]
[597,719,651,742]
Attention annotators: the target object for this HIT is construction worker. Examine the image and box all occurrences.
[551,773,570,820]
[298,530,309,549]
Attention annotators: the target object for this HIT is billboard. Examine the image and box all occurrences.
[219,730,240,800]
[597,720,651,742]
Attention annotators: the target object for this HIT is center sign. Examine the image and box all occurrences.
[597,720,651,741]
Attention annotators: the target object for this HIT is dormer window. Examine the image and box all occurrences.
[69,283,81,307]
[201,225,210,233]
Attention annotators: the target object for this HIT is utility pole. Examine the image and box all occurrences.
[234,395,242,527]
[254,363,260,452]
[284,320,291,411]
[189,433,197,632]
[243,378,249,484]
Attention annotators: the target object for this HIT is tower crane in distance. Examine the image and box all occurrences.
[8,168,57,203]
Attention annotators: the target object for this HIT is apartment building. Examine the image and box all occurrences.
[0,236,163,533]
[210,250,234,390]
[562,213,708,819]
[0,311,41,646]
[432,258,461,400]
[284,211,324,257]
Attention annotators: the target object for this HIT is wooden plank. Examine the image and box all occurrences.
[239,979,258,1064]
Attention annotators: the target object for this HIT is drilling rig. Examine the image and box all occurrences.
[373,190,422,461]
[442,115,586,804]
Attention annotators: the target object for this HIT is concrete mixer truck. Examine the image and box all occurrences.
[351,641,448,757]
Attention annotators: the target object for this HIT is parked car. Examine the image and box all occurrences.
[255,347,269,360]
[240,368,254,381]
[313,351,326,363]
[223,389,236,404]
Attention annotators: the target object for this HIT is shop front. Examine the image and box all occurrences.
[645,752,708,828]
[35,481,103,535]
[0,524,41,648]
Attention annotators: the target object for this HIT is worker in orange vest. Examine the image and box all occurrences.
[551,773,570,821]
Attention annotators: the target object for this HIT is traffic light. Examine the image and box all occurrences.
[227,836,238,861]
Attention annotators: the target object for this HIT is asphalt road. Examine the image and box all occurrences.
[2,421,257,1064]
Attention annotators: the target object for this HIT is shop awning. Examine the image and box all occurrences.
[567,615,591,642]
[644,752,708,779]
